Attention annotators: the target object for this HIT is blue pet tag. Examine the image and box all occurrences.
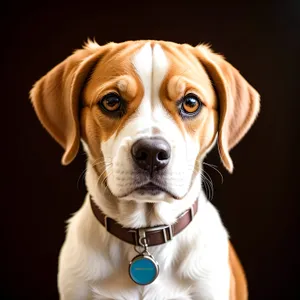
[129,253,159,285]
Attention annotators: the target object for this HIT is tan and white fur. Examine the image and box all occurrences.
[30,40,260,300]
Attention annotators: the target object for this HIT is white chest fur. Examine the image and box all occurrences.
[58,192,230,300]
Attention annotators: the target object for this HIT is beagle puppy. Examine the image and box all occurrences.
[30,40,260,300]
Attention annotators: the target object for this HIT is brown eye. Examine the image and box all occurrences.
[100,93,121,112]
[181,93,202,116]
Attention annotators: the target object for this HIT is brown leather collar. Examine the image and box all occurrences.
[90,195,198,247]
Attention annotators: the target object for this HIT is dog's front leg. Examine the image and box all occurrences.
[58,243,91,300]
[58,272,91,300]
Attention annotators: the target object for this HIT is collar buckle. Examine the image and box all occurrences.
[131,224,173,246]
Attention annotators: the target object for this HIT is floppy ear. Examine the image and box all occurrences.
[30,42,110,165]
[195,45,260,173]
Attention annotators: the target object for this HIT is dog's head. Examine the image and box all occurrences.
[30,40,260,203]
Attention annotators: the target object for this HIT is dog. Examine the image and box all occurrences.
[30,40,260,300]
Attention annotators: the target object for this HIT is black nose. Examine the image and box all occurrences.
[131,137,171,174]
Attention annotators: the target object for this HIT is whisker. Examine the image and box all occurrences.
[95,165,112,191]
[203,161,224,184]
[77,168,88,190]
[201,175,212,202]
[77,158,111,190]
[201,170,214,202]
[91,157,112,167]
[193,158,223,185]
[92,162,113,169]
[100,166,113,186]
[100,165,112,180]
[201,174,210,201]
[102,169,114,195]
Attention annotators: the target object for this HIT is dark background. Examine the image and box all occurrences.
[1,0,299,299]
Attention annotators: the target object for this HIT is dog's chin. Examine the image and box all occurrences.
[119,191,176,203]
[113,183,183,203]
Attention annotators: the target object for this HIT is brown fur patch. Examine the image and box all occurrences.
[229,241,248,300]
[158,42,219,153]
[81,42,146,156]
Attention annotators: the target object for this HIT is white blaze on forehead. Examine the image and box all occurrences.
[152,44,169,101]
[132,42,153,98]
[132,43,169,107]
[132,43,170,126]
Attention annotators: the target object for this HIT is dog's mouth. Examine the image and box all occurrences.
[132,182,182,199]
[135,182,165,195]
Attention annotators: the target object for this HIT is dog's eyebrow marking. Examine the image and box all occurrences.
[167,76,187,100]
[117,79,128,92]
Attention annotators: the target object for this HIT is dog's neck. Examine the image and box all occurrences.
[85,160,205,228]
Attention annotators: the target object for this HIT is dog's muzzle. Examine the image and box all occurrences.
[131,137,171,176]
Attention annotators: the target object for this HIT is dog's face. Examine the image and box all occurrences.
[81,41,218,201]
[30,40,260,203]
